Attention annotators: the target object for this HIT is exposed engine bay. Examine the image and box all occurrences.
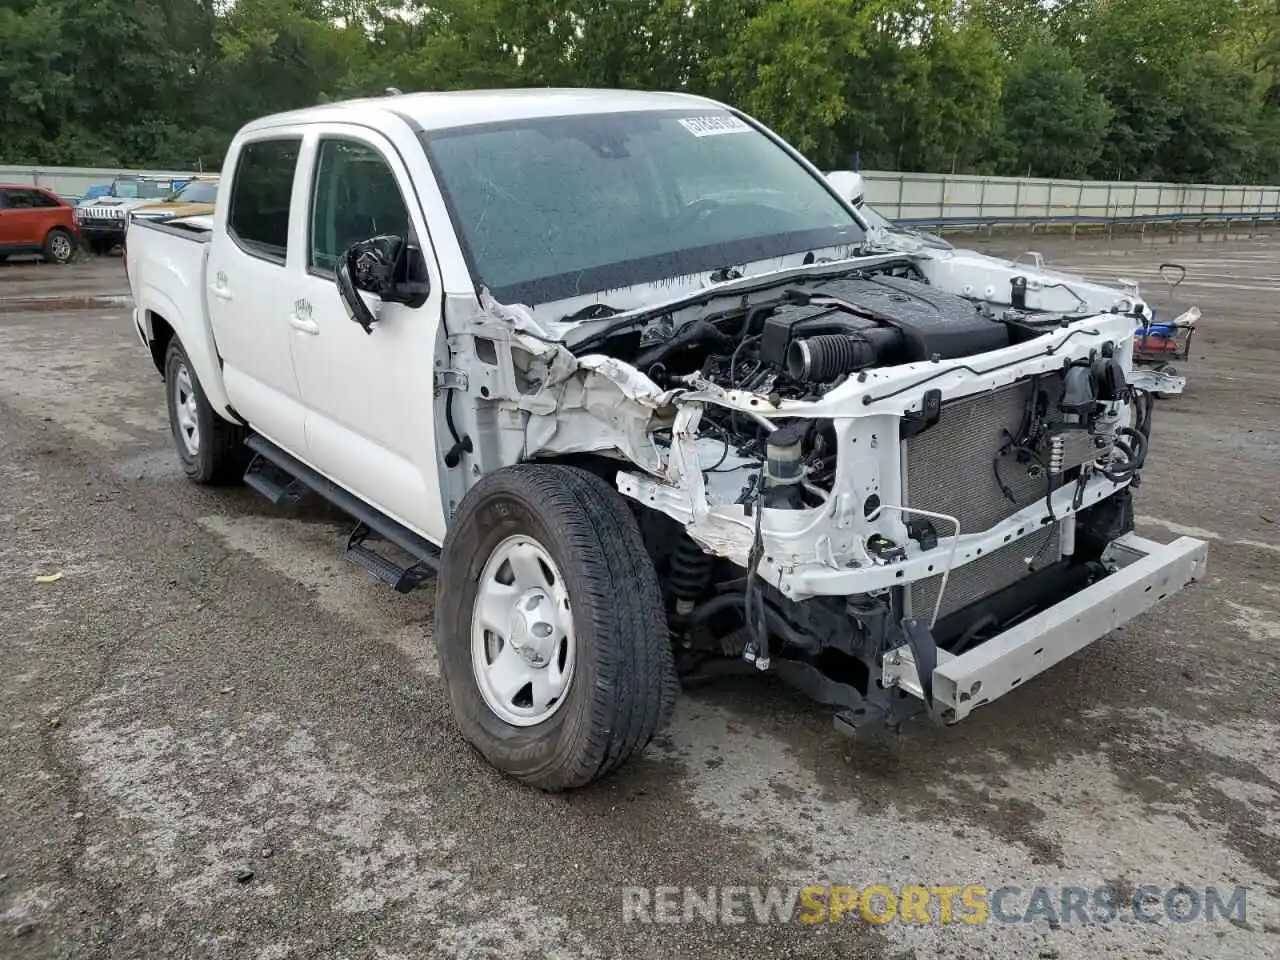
[584,261,1012,398]
[461,252,1170,733]
[563,257,1143,510]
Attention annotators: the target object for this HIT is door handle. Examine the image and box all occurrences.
[210,272,233,301]
[289,313,319,335]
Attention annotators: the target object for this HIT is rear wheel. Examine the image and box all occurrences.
[436,464,677,791]
[163,339,247,484]
[43,228,76,264]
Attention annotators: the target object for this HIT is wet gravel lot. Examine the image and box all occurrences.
[1,231,1278,959]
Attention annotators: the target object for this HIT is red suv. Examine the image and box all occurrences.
[0,185,81,264]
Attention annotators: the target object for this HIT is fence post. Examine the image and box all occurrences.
[979,177,987,220]
[1156,184,1164,216]
[1105,182,1113,218]
[939,175,947,222]
[896,174,905,220]
[1014,179,1022,218]
[1076,180,1085,218]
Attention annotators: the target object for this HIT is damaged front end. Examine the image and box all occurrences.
[445,256,1206,734]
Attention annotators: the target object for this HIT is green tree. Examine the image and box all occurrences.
[0,0,1278,185]
[1066,0,1242,179]
[1159,53,1261,183]
[996,39,1111,178]
[706,0,858,163]
[904,22,1004,173]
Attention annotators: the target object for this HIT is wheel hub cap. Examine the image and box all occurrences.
[173,364,200,456]
[508,588,560,666]
[471,535,575,727]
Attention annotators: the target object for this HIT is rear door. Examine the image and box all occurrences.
[28,189,67,241]
[205,135,309,457]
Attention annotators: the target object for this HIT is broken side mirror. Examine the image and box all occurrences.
[335,234,431,335]
[825,170,865,207]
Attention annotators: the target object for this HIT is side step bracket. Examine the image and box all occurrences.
[345,522,435,593]
[242,435,441,592]
[243,454,310,505]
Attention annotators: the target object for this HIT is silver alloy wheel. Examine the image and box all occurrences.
[49,233,73,262]
[173,363,201,457]
[471,534,575,727]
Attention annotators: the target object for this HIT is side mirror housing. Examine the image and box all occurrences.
[335,234,430,334]
[825,170,865,207]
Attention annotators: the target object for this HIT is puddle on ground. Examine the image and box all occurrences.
[0,294,133,313]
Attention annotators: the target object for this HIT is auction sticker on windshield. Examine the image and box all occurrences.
[679,115,749,137]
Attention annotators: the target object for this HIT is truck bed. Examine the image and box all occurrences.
[125,214,234,418]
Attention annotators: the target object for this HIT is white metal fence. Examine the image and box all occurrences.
[859,171,1280,222]
[5,162,1279,222]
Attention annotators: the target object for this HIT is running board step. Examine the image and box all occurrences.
[345,522,435,593]
[241,435,441,589]
[244,454,309,504]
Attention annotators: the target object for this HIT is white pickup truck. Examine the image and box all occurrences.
[126,89,1208,790]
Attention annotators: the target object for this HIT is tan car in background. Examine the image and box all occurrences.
[130,176,220,224]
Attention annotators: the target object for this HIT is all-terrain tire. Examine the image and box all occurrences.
[163,338,248,485]
[436,464,678,791]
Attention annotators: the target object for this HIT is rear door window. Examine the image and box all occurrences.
[227,138,301,264]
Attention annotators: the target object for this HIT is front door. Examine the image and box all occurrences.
[287,129,447,543]
[0,188,44,247]
[205,135,309,457]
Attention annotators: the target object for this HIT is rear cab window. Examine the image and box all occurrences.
[227,139,302,265]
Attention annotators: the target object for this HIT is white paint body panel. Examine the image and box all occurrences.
[125,224,234,418]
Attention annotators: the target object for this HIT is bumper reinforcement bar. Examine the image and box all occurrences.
[882,533,1209,721]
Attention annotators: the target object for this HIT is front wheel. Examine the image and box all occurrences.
[163,339,247,484]
[436,464,677,791]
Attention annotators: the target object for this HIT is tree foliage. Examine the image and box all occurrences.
[996,38,1112,178]
[2,0,1278,184]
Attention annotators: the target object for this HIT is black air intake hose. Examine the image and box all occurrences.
[786,327,903,381]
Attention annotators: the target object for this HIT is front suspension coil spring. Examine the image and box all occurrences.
[668,536,714,616]
[1048,434,1066,475]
